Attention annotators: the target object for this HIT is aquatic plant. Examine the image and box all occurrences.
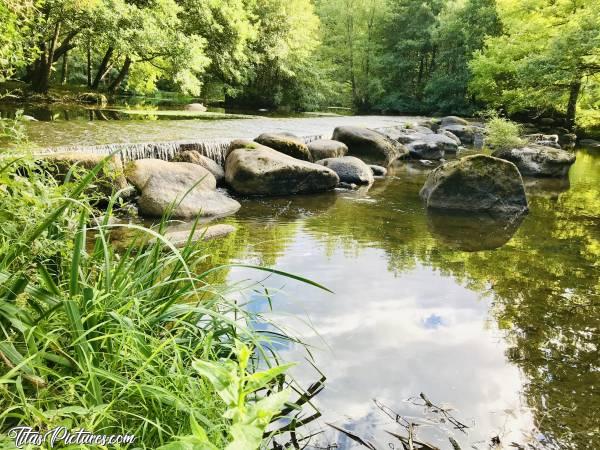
[0,156,322,448]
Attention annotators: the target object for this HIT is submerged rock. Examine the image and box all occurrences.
[316,156,374,185]
[172,150,224,184]
[492,145,575,177]
[427,210,525,251]
[420,154,528,214]
[579,138,600,148]
[162,224,235,248]
[254,133,312,161]
[307,139,348,160]
[225,140,339,195]
[332,126,408,166]
[125,159,240,219]
[369,165,387,176]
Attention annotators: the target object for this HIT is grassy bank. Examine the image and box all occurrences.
[0,155,316,448]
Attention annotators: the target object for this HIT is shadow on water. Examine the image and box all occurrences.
[426,210,526,252]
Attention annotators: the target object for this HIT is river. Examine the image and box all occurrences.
[10,112,600,449]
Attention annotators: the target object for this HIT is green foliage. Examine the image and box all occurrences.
[483,111,525,150]
[0,109,28,144]
[161,342,292,450]
[470,0,600,126]
[0,157,303,448]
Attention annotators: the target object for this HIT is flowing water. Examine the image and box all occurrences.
[9,113,600,449]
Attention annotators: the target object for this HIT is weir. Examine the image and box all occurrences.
[42,134,325,165]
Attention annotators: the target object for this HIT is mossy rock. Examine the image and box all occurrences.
[420,154,528,214]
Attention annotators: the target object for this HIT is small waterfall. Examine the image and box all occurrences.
[43,135,325,165]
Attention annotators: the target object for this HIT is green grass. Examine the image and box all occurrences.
[0,155,320,448]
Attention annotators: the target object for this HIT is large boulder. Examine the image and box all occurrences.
[225,140,339,195]
[439,124,483,144]
[125,159,240,219]
[419,154,528,214]
[307,139,348,160]
[254,133,312,161]
[39,152,129,199]
[172,150,224,184]
[332,126,408,166]
[315,156,374,185]
[492,146,576,177]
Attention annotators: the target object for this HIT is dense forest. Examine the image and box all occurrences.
[1,0,599,128]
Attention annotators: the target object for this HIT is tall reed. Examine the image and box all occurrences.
[0,156,322,448]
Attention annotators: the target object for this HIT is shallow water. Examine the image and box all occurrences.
[215,149,599,449]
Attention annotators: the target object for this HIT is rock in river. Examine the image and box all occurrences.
[316,156,374,185]
[438,124,482,145]
[255,133,312,161]
[172,150,224,184]
[162,224,235,248]
[332,126,408,166]
[307,139,348,160]
[225,140,339,195]
[125,159,240,219]
[419,154,528,214]
[369,165,387,176]
[492,145,576,177]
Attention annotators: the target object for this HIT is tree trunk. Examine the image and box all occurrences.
[60,53,68,84]
[92,47,114,89]
[108,56,131,93]
[31,22,61,92]
[566,78,581,131]
[86,39,92,88]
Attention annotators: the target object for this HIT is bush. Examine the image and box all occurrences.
[484,111,525,151]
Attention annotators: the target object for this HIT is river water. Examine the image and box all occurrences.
[13,114,600,449]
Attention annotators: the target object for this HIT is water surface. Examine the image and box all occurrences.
[216,150,599,449]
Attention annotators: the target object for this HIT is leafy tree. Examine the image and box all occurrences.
[424,0,501,114]
[470,0,600,129]
[316,0,387,110]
